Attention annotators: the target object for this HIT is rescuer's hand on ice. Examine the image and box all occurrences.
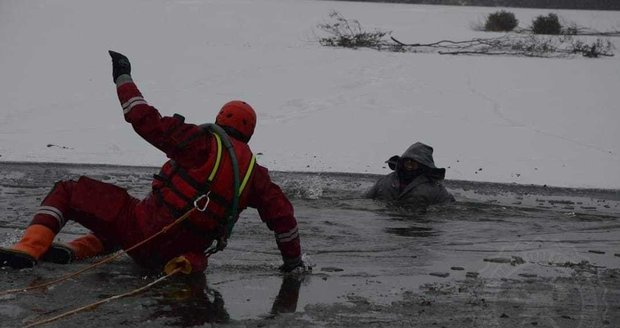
[108,50,131,82]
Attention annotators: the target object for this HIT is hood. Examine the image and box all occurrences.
[385,142,446,180]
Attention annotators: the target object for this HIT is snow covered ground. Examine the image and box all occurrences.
[1,0,619,189]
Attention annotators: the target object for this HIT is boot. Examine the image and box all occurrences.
[41,233,105,264]
[0,224,55,269]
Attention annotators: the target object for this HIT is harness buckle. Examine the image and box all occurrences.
[194,192,211,212]
[204,235,228,256]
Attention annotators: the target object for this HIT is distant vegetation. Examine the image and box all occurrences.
[317,11,616,58]
[484,10,519,32]
[531,13,562,35]
[317,11,390,48]
[479,10,620,38]
[329,0,620,11]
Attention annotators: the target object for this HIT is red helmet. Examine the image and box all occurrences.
[215,100,256,142]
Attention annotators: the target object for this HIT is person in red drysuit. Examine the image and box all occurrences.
[0,51,306,275]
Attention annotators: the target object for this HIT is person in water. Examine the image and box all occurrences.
[365,142,455,207]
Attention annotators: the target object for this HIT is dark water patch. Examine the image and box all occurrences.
[577,223,620,231]
[1,162,618,216]
[312,246,406,255]
[147,275,231,326]
[0,184,49,189]
[1,162,619,326]
[384,226,436,238]
[321,267,344,272]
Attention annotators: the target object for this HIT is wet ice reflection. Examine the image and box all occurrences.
[0,163,619,327]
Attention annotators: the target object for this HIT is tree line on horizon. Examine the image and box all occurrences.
[332,0,620,11]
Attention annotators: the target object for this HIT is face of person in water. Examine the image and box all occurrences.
[402,159,419,172]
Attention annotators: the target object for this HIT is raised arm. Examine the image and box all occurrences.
[109,51,209,167]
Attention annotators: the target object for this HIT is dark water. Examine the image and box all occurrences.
[0,162,619,327]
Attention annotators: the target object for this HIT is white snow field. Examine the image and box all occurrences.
[1,0,619,189]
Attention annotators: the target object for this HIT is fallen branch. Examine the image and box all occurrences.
[439,50,524,56]
[516,26,620,37]
[390,34,614,58]
[573,31,620,37]
[317,11,614,58]
[390,36,503,47]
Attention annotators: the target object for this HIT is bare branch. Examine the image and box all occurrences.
[317,11,614,58]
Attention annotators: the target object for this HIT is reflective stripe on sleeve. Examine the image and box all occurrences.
[121,96,147,115]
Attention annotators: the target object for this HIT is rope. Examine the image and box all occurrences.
[0,208,197,297]
[22,267,183,328]
[1,126,238,296]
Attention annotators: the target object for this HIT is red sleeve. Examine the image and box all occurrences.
[115,75,210,168]
[247,164,301,261]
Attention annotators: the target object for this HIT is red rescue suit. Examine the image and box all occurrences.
[30,76,301,272]
[151,128,257,241]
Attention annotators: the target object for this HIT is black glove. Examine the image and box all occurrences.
[108,50,131,82]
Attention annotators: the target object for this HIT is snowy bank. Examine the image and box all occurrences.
[1,0,619,189]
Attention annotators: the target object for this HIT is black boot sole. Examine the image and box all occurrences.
[41,243,74,264]
[0,248,36,269]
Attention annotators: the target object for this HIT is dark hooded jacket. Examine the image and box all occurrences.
[365,142,455,207]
